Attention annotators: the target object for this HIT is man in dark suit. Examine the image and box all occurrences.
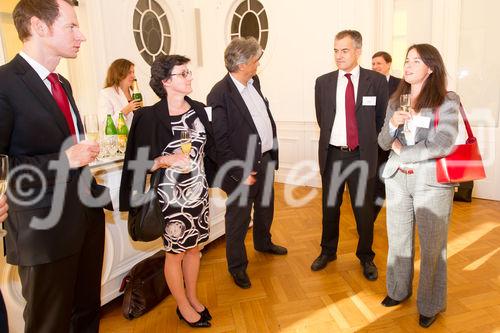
[371,51,401,221]
[0,1,109,332]
[312,30,388,280]
[207,37,287,289]
[371,51,400,99]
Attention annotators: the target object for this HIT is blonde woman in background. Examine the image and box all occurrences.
[98,58,141,127]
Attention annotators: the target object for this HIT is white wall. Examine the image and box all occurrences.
[65,0,498,199]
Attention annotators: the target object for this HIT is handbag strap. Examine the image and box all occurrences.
[434,102,476,144]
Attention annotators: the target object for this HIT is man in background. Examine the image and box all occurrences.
[312,30,388,280]
[0,0,108,331]
[372,51,400,96]
[371,51,401,221]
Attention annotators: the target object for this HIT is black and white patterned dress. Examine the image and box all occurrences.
[157,109,210,253]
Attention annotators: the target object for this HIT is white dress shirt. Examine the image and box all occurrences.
[329,65,360,146]
[20,51,81,141]
[97,86,133,128]
[229,74,274,153]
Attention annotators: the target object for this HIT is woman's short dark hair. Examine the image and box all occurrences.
[13,0,75,42]
[391,44,447,110]
[104,59,134,88]
[149,55,190,98]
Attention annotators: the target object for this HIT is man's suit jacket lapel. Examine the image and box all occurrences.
[224,74,258,133]
[356,68,372,112]
[14,55,72,139]
[324,71,338,130]
[60,77,85,140]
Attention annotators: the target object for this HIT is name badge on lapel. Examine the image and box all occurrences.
[362,96,376,106]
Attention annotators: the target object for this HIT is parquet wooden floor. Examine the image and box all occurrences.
[100,183,500,332]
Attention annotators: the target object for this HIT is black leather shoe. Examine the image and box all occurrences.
[381,293,411,307]
[311,253,337,271]
[256,244,288,255]
[361,261,378,281]
[419,314,437,328]
[176,307,211,328]
[231,270,251,289]
[198,307,212,321]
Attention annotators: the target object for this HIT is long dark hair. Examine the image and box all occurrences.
[391,44,447,110]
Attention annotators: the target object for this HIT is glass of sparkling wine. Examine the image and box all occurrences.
[84,114,99,142]
[400,94,411,133]
[180,129,192,172]
[0,154,8,237]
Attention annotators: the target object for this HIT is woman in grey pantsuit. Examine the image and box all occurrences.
[377,44,460,328]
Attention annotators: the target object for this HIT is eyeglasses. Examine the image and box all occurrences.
[170,70,192,79]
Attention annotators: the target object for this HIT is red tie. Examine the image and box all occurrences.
[345,73,358,150]
[47,73,76,141]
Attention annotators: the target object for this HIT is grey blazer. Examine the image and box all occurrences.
[378,92,460,186]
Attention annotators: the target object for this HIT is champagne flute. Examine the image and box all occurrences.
[400,94,411,133]
[180,130,192,157]
[0,154,8,237]
[84,114,100,142]
[180,129,192,172]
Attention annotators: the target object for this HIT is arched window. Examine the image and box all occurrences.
[230,0,269,50]
[133,0,171,65]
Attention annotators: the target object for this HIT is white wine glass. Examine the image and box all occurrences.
[400,94,411,133]
[0,154,8,237]
[179,129,192,172]
[180,130,192,157]
[84,114,100,142]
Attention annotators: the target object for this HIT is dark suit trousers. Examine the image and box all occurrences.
[225,152,275,274]
[373,147,390,222]
[18,208,104,333]
[321,145,375,262]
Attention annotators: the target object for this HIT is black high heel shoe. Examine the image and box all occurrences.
[176,307,211,328]
[198,307,212,321]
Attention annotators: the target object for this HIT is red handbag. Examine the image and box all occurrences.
[434,103,486,183]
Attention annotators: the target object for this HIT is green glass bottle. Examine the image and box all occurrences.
[131,79,143,107]
[105,114,117,135]
[104,114,118,157]
[116,112,128,154]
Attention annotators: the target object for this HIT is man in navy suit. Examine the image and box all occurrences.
[207,37,287,289]
[312,30,388,280]
[0,1,108,332]
[371,51,401,221]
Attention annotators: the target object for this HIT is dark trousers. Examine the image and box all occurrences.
[321,145,375,262]
[225,152,275,274]
[18,208,104,333]
[373,147,390,222]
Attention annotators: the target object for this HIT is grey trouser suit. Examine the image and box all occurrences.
[378,92,460,317]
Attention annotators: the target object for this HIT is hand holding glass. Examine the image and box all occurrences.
[400,94,411,133]
[0,154,9,237]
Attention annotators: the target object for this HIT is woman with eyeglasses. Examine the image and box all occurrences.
[119,55,217,328]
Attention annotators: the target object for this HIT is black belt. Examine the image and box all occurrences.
[330,145,358,152]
